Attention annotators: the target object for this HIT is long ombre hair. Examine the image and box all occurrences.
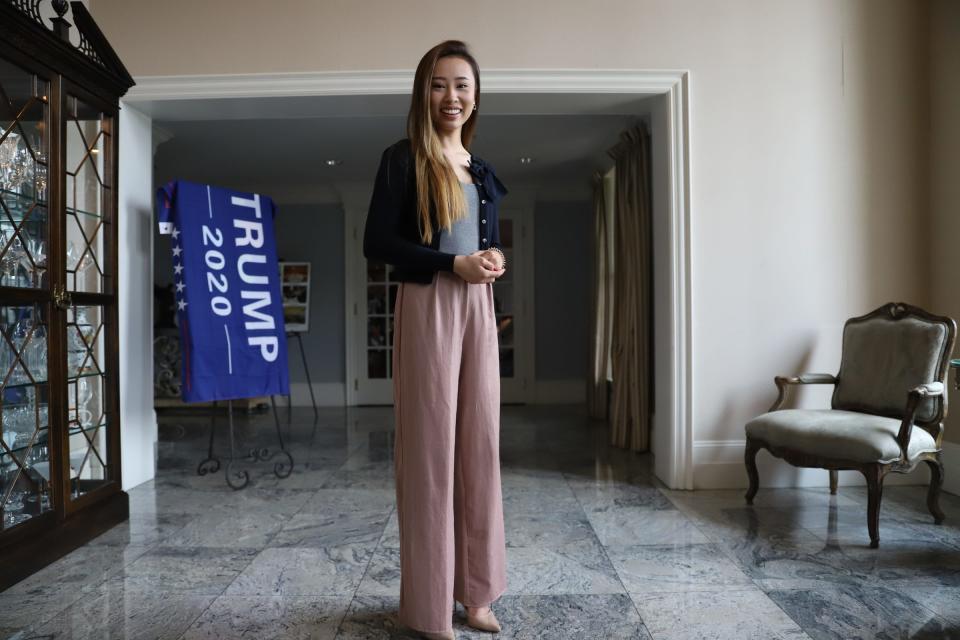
[407,40,481,244]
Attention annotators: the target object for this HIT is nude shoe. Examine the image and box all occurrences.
[465,607,501,633]
[419,630,455,640]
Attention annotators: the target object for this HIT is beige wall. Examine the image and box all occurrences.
[931,0,960,445]
[93,1,933,450]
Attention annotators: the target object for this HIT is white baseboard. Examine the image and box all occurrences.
[285,383,346,407]
[693,439,930,490]
[531,379,586,404]
[943,441,960,497]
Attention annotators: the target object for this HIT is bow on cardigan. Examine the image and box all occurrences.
[467,155,509,202]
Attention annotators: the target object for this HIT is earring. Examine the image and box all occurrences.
[473,104,477,111]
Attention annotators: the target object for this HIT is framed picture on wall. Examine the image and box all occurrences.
[279,261,311,332]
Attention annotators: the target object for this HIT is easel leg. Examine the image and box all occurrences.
[270,395,294,479]
[197,400,221,475]
[296,333,319,420]
[225,400,250,490]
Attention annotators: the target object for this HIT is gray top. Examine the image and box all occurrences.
[438,182,480,256]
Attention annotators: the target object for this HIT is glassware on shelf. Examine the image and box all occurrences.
[1,427,16,451]
[3,144,32,193]
[33,151,47,199]
[0,321,8,384]
[1,466,30,527]
[27,322,45,380]
[68,327,86,375]
[1,228,15,286]
[1,397,33,527]
[0,133,21,191]
[26,237,45,288]
[67,240,94,278]
[8,319,29,384]
[68,308,94,376]
[0,228,29,288]
[0,133,18,167]
[76,378,94,427]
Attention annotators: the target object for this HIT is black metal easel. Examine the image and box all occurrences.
[286,331,319,421]
[197,397,293,490]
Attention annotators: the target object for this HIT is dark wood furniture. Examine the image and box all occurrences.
[0,0,134,589]
[744,302,956,548]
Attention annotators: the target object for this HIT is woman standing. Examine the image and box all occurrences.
[363,40,509,640]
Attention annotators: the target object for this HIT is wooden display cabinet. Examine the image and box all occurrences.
[0,0,134,589]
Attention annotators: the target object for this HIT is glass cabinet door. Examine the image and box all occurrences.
[0,61,49,292]
[62,91,114,503]
[0,303,51,530]
[0,59,52,531]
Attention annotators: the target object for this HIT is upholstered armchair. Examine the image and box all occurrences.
[744,302,956,548]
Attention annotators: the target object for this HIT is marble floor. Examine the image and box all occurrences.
[2,404,960,639]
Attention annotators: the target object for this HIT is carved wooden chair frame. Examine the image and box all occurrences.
[744,302,957,548]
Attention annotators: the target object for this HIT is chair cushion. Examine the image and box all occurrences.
[745,409,938,464]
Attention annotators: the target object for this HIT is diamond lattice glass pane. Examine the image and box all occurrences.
[0,304,47,390]
[65,95,110,294]
[68,372,108,497]
[1,303,51,530]
[0,59,49,291]
[67,305,103,379]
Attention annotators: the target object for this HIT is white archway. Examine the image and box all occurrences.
[123,68,694,489]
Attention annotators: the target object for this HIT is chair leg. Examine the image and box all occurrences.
[925,456,946,525]
[745,440,760,505]
[829,470,838,495]
[862,464,884,549]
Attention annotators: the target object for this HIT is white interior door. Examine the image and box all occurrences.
[352,256,397,405]
[493,207,532,403]
[349,205,532,405]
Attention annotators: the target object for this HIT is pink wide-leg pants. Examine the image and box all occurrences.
[392,270,508,634]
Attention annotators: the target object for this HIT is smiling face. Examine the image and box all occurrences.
[430,55,477,136]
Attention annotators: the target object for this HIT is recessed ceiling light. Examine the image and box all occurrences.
[519,157,533,164]
[325,159,342,166]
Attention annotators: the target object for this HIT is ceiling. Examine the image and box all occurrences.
[151,93,659,201]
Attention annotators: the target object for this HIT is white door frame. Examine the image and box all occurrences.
[125,68,694,490]
[491,200,535,404]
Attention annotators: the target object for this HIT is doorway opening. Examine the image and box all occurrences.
[123,69,692,489]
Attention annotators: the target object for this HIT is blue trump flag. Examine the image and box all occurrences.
[156,180,290,402]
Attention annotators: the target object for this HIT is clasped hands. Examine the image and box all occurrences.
[453,249,506,284]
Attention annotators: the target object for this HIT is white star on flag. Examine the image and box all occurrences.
[174,263,183,275]
[171,227,180,240]
[177,300,188,310]
[175,281,185,293]
[172,245,182,258]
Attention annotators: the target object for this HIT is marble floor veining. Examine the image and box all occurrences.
[2,405,960,639]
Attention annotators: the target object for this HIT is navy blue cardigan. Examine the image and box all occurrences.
[362,138,509,284]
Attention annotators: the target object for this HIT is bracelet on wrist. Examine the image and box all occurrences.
[490,246,506,268]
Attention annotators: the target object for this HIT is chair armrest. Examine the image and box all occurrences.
[896,382,945,459]
[770,373,838,412]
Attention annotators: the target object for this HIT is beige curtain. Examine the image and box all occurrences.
[608,123,652,452]
[587,171,613,419]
